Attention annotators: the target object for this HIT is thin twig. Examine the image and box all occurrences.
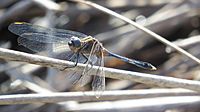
[70,0,200,64]
[32,0,64,11]
[175,35,200,47]
[0,89,198,104]
[68,96,200,111]
[1,48,200,92]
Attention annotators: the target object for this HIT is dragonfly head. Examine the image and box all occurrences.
[68,36,81,48]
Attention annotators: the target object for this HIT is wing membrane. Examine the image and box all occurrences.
[18,37,72,60]
[20,33,69,43]
[8,22,88,39]
[77,42,97,87]
[9,22,90,62]
[17,36,69,53]
[76,41,105,98]
[92,45,105,98]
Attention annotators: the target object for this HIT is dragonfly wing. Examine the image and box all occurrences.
[76,42,97,87]
[92,50,105,98]
[77,42,105,98]
[18,37,53,53]
[18,37,73,59]
[20,33,69,43]
[18,33,90,62]
[66,53,96,86]
[8,22,88,39]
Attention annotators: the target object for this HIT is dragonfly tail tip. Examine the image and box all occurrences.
[151,65,157,70]
[132,60,157,70]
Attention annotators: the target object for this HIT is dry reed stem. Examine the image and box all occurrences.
[0,89,198,104]
[0,48,200,92]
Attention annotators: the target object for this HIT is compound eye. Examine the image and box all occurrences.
[69,36,81,47]
[73,39,81,47]
[68,41,73,46]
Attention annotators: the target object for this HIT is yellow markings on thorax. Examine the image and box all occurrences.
[14,22,25,25]
[80,36,95,43]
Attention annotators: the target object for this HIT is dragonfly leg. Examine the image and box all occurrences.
[75,53,80,65]
[61,53,80,71]
[81,53,88,64]
[71,53,79,67]
[68,53,76,61]
[61,44,89,71]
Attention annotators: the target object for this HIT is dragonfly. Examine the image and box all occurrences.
[8,22,156,97]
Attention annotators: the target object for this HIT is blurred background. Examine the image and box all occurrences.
[0,0,200,112]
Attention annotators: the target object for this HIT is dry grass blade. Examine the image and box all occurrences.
[70,0,200,65]
[32,0,63,11]
[68,96,200,112]
[0,89,198,105]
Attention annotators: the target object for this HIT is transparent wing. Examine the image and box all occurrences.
[9,22,88,54]
[77,42,105,98]
[66,67,91,86]
[92,48,105,98]
[66,54,97,86]
[17,36,68,55]
[76,42,98,87]
[20,33,69,43]
[9,22,89,62]
[8,22,88,40]
[18,37,89,63]
[17,32,79,62]
[18,33,70,57]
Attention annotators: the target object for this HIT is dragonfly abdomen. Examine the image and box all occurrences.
[107,51,156,70]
